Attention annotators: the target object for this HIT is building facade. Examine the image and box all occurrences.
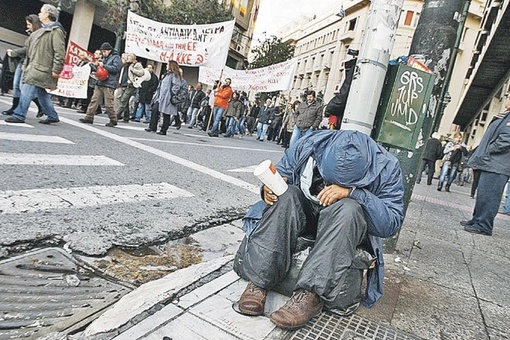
[279,0,485,138]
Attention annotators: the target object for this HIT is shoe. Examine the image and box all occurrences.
[445,184,450,192]
[122,119,129,123]
[142,120,150,124]
[79,118,94,124]
[2,109,14,115]
[188,126,193,129]
[145,128,154,132]
[133,119,140,122]
[437,183,443,191]
[176,125,181,130]
[270,290,322,330]
[105,121,117,127]
[460,220,473,227]
[464,225,491,236]
[208,132,219,137]
[36,111,45,118]
[5,116,25,123]
[39,118,59,124]
[238,282,267,316]
[156,131,166,135]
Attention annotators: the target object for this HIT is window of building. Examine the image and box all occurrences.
[347,18,357,31]
[404,11,414,26]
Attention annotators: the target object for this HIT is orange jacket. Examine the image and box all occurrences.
[214,85,233,109]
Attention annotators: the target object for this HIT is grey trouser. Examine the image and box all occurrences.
[234,185,367,301]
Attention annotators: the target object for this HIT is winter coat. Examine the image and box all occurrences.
[213,85,233,109]
[294,100,323,131]
[282,109,296,133]
[190,89,206,109]
[138,73,159,104]
[156,73,186,116]
[224,98,243,118]
[257,105,274,124]
[422,137,443,161]
[276,130,404,307]
[468,111,510,176]
[271,111,283,129]
[94,51,122,89]
[127,63,145,87]
[22,21,66,90]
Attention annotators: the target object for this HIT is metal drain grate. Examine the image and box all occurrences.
[286,312,421,340]
[0,248,132,340]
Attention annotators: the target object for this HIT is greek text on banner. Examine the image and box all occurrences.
[125,11,234,69]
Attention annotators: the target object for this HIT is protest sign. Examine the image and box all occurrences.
[125,11,234,69]
[199,59,297,92]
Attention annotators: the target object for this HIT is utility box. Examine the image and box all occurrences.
[372,64,436,151]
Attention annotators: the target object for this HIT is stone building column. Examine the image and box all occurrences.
[68,0,95,49]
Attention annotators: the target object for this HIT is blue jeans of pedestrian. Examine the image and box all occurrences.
[237,115,246,136]
[210,106,225,134]
[503,182,510,214]
[13,83,59,121]
[289,126,313,148]
[13,63,23,98]
[188,107,200,127]
[256,122,269,140]
[224,116,237,137]
[438,161,457,185]
[470,171,508,234]
[135,103,151,121]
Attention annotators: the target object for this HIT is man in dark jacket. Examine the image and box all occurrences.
[234,130,404,330]
[79,42,122,127]
[256,99,274,141]
[416,132,443,185]
[187,82,206,128]
[288,90,323,147]
[4,4,65,124]
[461,102,510,236]
[134,64,158,123]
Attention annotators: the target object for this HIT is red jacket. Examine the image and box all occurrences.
[214,85,233,109]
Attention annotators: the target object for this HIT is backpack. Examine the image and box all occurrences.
[170,79,189,112]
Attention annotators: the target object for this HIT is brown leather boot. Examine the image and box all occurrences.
[238,282,267,316]
[270,289,322,330]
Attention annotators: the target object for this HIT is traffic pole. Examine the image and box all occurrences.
[341,0,405,134]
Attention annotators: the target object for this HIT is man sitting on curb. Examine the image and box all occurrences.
[234,130,404,330]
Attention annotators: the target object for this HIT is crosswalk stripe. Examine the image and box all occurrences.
[0,153,124,166]
[0,132,74,144]
[228,165,257,173]
[0,182,194,214]
[0,120,34,128]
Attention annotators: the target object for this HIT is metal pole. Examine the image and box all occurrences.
[383,0,470,253]
[340,0,405,134]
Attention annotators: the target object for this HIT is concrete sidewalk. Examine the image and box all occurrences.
[70,182,510,340]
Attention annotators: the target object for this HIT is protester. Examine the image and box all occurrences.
[77,50,103,115]
[208,78,232,137]
[246,101,260,135]
[146,60,186,135]
[437,132,466,191]
[79,42,122,127]
[2,14,44,118]
[234,130,404,330]
[267,106,283,141]
[187,82,206,128]
[289,90,323,148]
[4,4,65,124]
[256,99,274,141]
[198,89,212,130]
[279,101,299,148]
[223,91,243,138]
[133,64,158,123]
[416,132,443,185]
[115,53,145,122]
[461,100,510,236]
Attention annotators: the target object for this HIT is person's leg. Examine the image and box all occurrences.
[426,160,435,185]
[10,83,37,121]
[261,123,269,141]
[471,169,481,198]
[225,116,236,137]
[445,165,457,191]
[82,86,102,122]
[103,87,117,125]
[210,107,224,134]
[416,160,426,184]
[437,161,449,190]
[296,198,367,302]
[159,114,170,134]
[134,102,144,121]
[503,182,510,214]
[34,87,59,121]
[289,126,302,148]
[188,107,199,127]
[469,171,508,235]
[147,105,159,131]
[144,103,152,122]
[234,186,316,288]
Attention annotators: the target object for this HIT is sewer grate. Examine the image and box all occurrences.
[286,312,421,340]
[0,248,132,340]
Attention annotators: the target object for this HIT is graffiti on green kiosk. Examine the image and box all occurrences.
[389,70,424,130]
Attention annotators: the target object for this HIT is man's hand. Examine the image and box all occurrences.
[6,49,12,57]
[263,177,288,205]
[51,72,60,79]
[317,184,350,206]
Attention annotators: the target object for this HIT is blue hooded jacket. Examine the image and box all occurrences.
[273,130,404,306]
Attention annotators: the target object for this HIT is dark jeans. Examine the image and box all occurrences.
[416,159,436,185]
[471,169,481,197]
[234,186,367,301]
[470,171,509,234]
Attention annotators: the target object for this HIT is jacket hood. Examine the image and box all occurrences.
[43,21,64,31]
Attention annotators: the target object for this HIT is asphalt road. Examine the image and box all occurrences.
[0,96,284,257]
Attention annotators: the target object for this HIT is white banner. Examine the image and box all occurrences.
[199,59,297,92]
[49,64,90,99]
[125,11,234,69]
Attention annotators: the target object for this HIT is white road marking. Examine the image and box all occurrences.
[131,137,283,153]
[0,132,74,144]
[60,117,260,194]
[115,125,147,131]
[0,120,34,128]
[0,182,193,214]
[228,165,257,173]
[0,153,124,166]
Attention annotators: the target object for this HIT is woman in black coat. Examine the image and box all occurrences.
[134,64,159,122]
